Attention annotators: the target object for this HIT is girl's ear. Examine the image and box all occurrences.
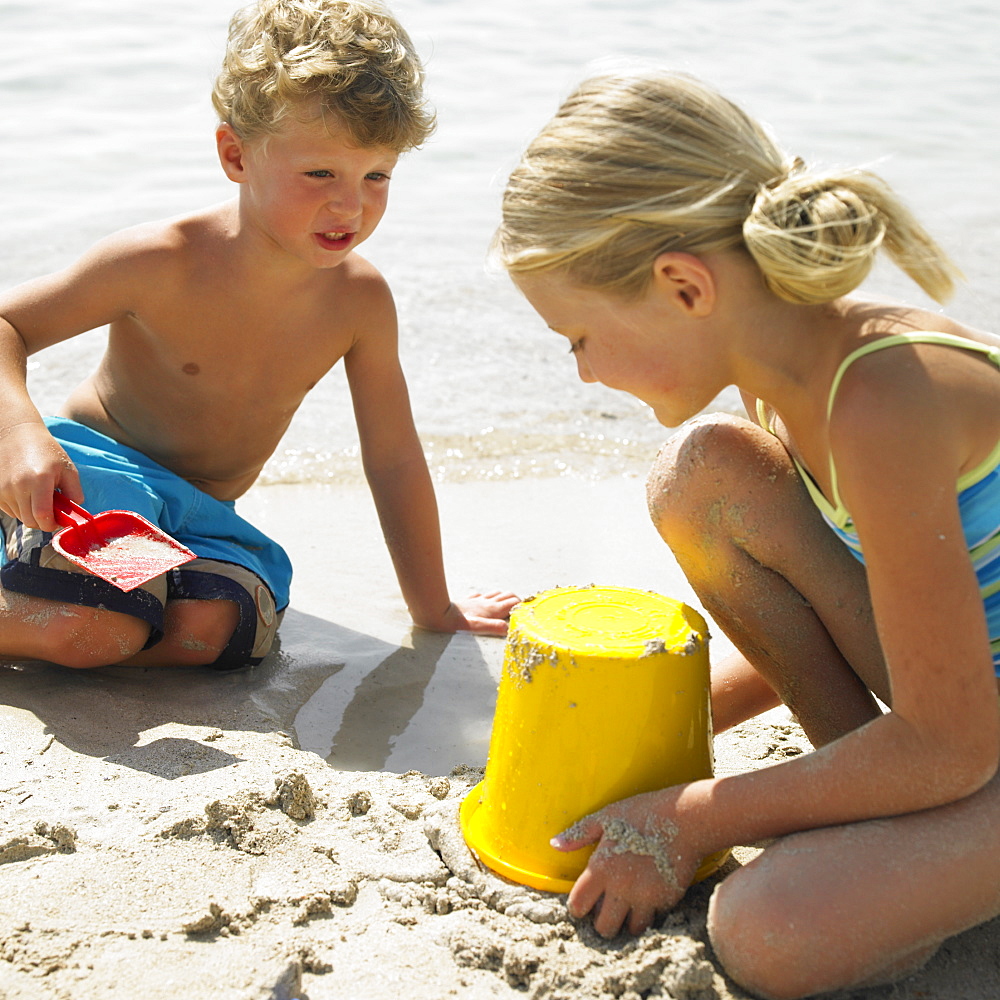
[216,124,248,183]
[650,253,716,317]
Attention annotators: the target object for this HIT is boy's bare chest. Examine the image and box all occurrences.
[114,294,354,398]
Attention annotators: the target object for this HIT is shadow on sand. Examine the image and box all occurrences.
[0,606,504,779]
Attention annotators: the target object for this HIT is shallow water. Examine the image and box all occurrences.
[1,0,997,484]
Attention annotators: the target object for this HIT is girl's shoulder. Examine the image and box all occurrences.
[829,301,998,412]
[828,310,1000,495]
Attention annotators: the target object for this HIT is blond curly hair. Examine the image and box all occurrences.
[212,0,435,151]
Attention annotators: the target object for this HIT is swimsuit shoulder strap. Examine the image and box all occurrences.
[825,332,1000,510]
[826,331,1000,419]
[755,396,773,432]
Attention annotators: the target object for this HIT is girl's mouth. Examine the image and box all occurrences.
[315,231,355,251]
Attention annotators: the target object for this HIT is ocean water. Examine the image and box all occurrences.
[1,0,997,485]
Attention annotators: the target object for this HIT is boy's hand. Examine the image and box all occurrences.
[420,591,520,636]
[552,788,698,938]
[0,422,83,531]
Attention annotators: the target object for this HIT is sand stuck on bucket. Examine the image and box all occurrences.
[460,585,728,894]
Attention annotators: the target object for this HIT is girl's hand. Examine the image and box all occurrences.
[0,422,82,531]
[553,788,699,938]
[419,591,521,636]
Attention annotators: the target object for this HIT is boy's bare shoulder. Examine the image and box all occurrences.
[42,206,234,313]
[76,207,396,349]
[335,252,393,297]
[323,253,397,334]
[83,203,233,270]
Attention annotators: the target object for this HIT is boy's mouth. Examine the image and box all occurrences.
[315,231,355,251]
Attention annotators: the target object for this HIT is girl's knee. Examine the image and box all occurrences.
[707,851,935,1000]
[647,414,777,544]
[708,872,815,1000]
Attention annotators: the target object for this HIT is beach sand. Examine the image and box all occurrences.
[1,477,997,1000]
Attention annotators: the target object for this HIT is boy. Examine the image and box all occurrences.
[0,0,517,670]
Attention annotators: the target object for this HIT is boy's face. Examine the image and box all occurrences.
[218,112,399,269]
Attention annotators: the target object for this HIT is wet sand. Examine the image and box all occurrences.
[1,477,997,999]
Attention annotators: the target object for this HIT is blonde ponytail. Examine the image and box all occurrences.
[744,168,962,304]
[498,70,961,304]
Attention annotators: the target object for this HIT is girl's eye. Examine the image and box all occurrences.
[366,172,391,182]
[306,170,332,178]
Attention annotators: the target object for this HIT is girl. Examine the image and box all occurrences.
[496,70,1000,999]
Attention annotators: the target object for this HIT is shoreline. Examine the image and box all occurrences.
[1,478,997,999]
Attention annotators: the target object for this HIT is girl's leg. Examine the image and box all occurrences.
[646,413,887,746]
[708,767,1000,999]
[710,648,783,733]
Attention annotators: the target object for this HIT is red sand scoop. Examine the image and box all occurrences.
[51,493,196,592]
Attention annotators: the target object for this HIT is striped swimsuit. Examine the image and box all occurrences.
[757,332,1000,672]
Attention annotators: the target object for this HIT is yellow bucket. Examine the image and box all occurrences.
[461,585,729,893]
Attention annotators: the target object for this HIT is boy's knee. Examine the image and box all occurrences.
[155,599,241,667]
[48,609,151,669]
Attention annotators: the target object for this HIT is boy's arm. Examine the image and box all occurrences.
[0,311,83,527]
[0,231,148,529]
[344,273,516,635]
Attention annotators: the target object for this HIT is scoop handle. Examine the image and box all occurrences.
[52,493,93,529]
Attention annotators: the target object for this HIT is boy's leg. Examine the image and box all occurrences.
[708,764,1000,999]
[0,423,287,671]
[0,513,166,668]
[646,413,888,746]
[0,571,273,671]
[0,584,153,669]
[123,560,280,670]
[120,597,241,668]
[1,522,271,670]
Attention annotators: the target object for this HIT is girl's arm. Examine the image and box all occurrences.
[560,366,999,936]
[345,282,517,635]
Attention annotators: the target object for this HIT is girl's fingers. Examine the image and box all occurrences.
[626,903,657,936]
[592,892,631,939]
[566,867,605,919]
[552,813,604,851]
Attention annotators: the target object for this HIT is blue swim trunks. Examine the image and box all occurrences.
[0,417,293,668]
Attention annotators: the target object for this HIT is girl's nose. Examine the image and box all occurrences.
[574,352,598,384]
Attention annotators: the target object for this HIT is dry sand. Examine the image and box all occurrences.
[1,477,997,999]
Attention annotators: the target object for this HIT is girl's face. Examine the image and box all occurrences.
[514,272,721,428]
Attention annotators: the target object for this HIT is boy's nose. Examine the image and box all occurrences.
[327,184,363,216]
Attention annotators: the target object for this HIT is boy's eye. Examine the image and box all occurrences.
[306,170,332,178]
[366,171,391,182]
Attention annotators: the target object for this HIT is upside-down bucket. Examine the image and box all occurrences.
[460,585,729,893]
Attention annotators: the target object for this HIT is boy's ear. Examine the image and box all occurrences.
[650,253,716,317]
[216,124,248,183]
